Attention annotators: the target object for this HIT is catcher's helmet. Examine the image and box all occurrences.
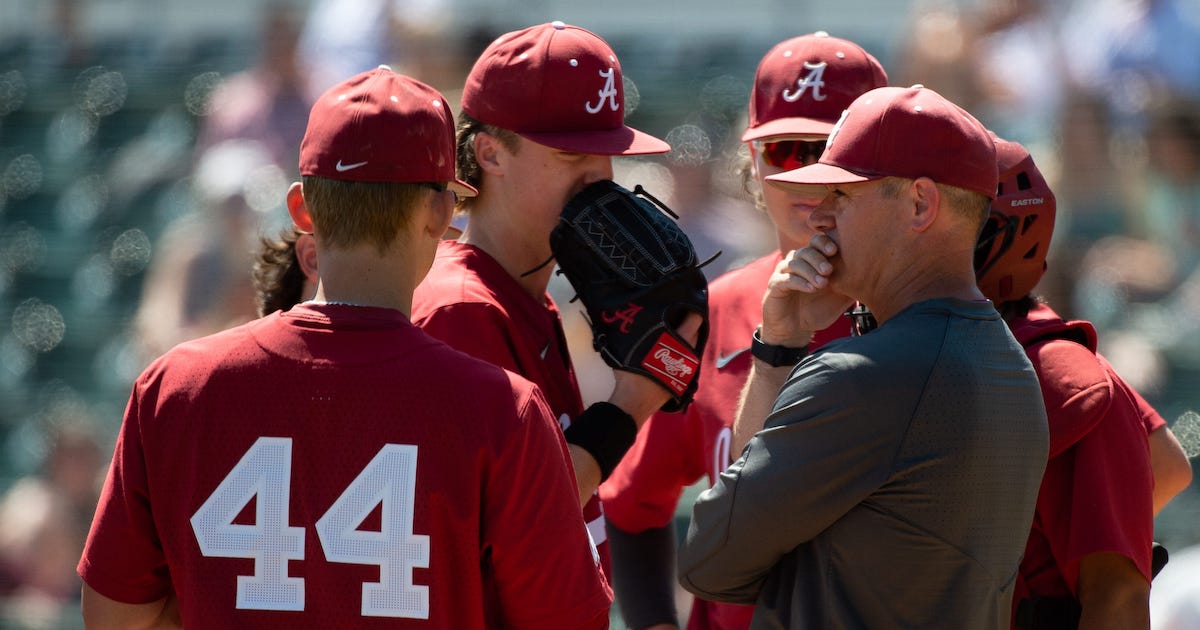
[974,137,1056,303]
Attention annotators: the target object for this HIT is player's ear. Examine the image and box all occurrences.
[286,182,315,234]
[423,189,454,240]
[474,131,505,176]
[294,232,318,283]
[909,177,939,233]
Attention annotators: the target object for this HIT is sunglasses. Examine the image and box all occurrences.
[754,139,827,170]
[422,182,459,205]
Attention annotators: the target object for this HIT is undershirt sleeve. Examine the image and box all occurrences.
[606,520,679,629]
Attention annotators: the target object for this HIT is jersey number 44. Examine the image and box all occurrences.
[189,437,431,618]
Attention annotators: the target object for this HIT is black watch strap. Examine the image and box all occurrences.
[751,326,809,367]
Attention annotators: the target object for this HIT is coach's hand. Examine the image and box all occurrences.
[761,233,853,348]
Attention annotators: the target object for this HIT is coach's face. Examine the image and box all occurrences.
[807,177,905,300]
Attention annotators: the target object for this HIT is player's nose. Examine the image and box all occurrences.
[580,155,614,185]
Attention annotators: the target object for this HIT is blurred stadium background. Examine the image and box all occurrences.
[1,0,1198,627]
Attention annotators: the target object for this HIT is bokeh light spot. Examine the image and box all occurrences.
[0,222,47,273]
[1173,410,1200,459]
[110,228,152,276]
[666,124,712,166]
[244,163,288,215]
[0,70,28,116]
[11,298,66,353]
[185,72,223,116]
[623,76,640,117]
[74,66,128,117]
[700,74,748,119]
[2,154,43,200]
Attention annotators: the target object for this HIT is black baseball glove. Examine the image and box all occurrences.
[550,180,711,412]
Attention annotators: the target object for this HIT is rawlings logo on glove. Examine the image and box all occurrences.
[550,180,712,412]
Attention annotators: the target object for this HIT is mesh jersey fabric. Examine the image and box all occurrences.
[78,304,610,629]
[600,251,852,630]
[1009,302,1157,618]
[411,240,611,575]
[679,298,1049,629]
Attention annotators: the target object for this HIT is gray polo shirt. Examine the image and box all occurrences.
[678,298,1049,629]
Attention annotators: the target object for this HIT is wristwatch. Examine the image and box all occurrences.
[751,326,809,367]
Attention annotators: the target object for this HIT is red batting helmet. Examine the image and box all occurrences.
[974,137,1056,303]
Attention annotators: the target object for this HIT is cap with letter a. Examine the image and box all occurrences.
[462,21,670,156]
[299,65,477,197]
[766,85,997,199]
[742,31,888,142]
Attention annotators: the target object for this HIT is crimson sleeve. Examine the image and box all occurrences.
[1039,385,1156,592]
[485,379,612,630]
[77,376,174,604]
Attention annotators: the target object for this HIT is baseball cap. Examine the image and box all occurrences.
[742,32,888,142]
[462,21,670,156]
[766,85,997,198]
[300,65,477,197]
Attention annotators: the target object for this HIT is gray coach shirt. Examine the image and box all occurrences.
[678,298,1049,629]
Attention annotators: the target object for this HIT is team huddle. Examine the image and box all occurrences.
[75,21,1191,630]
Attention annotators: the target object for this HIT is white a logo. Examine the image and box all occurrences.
[782,61,828,102]
[585,68,620,114]
[826,108,851,147]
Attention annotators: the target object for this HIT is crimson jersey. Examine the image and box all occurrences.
[78,305,610,629]
[1010,303,1159,624]
[411,241,611,576]
[600,252,851,630]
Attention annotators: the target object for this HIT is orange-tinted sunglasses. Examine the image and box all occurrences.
[754,139,827,170]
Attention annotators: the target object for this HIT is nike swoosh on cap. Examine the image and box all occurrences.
[335,160,369,172]
[715,347,750,369]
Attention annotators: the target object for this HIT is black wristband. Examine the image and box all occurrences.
[751,326,809,367]
[563,402,638,481]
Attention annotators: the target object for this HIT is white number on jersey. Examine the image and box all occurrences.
[190,437,306,611]
[191,438,430,617]
[316,444,430,618]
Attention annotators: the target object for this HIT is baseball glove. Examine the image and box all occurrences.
[551,180,711,412]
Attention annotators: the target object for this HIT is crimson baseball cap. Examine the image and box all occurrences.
[462,21,670,156]
[742,32,888,142]
[766,85,997,198]
[300,65,477,197]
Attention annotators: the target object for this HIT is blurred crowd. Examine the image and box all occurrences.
[1,0,1198,627]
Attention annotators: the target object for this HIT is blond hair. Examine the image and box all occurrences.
[301,176,427,254]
